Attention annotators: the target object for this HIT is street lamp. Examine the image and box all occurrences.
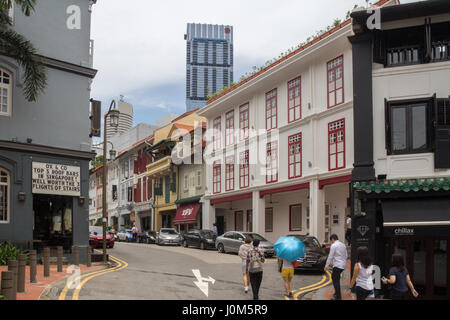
[102,100,119,263]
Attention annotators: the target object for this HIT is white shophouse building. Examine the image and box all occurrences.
[199,16,361,244]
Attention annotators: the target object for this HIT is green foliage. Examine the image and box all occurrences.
[94,218,103,226]
[0,295,5,300]
[124,225,131,229]
[91,155,104,168]
[0,242,27,265]
[0,0,47,102]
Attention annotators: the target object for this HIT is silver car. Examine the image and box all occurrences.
[215,231,275,257]
[156,228,182,246]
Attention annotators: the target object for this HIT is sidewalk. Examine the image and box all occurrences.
[310,260,356,300]
[0,263,105,300]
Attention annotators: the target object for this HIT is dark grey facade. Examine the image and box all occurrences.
[0,0,97,263]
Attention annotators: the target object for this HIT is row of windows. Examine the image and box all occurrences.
[228,204,304,233]
[212,119,346,194]
[210,55,344,150]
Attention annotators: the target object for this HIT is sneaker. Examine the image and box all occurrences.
[288,292,293,298]
[244,286,248,293]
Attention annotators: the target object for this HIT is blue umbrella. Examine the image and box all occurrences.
[274,236,306,262]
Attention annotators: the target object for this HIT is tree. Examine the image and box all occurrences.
[0,0,47,102]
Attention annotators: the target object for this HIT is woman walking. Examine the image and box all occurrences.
[278,258,295,298]
[382,254,419,300]
[238,237,252,293]
[246,239,265,300]
[348,246,374,300]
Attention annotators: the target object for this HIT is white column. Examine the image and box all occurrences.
[202,199,215,230]
[310,179,325,243]
[252,191,265,235]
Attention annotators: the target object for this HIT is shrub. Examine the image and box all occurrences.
[0,242,28,265]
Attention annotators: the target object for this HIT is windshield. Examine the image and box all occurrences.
[89,227,103,235]
[200,230,215,238]
[303,237,321,248]
[160,229,178,235]
[244,233,267,241]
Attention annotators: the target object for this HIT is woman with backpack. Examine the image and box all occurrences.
[382,254,419,300]
[348,246,374,300]
[246,239,265,300]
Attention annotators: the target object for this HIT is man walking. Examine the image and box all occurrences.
[246,239,265,300]
[324,234,348,300]
[213,223,218,236]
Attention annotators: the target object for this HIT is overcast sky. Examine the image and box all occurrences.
[90,0,421,127]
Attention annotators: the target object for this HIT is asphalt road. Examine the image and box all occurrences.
[55,242,326,300]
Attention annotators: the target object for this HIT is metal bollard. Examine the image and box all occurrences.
[43,247,50,277]
[7,260,18,297]
[17,254,26,293]
[29,250,37,283]
[57,246,63,272]
[86,246,92,267]
[1,271,15,300]
[73,246,79,266]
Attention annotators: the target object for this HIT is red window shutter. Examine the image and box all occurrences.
[143,177,147,202]
[134,156,138,174]
[137,178,142,202]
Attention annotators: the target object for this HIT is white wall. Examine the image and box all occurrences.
[372,61,450,179]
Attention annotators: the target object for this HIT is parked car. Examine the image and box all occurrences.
[117,228,133,242]
[182,229,217,250]
[138,231,157,244]
[287,234,328,272]
[89,226,114,249]
[156,228,182,246]
[215,231,275,257]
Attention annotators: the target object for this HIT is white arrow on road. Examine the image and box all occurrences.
[192,269,215,297]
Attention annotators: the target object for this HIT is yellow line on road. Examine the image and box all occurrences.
[292,270,332,300]
[58,251,128,300]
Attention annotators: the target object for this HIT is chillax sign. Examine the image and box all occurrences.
[32,162,81,196]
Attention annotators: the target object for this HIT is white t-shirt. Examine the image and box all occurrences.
[356,262,374,291]
[282,259,294,270]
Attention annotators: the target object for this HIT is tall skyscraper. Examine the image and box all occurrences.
[185,23,234,112]
[106,99,133,139]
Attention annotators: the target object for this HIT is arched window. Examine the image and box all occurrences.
[0,68,12,116]
[0,168,10,223]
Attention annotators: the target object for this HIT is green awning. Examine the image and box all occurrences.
[353,177,450,194]
[175,195,203,205]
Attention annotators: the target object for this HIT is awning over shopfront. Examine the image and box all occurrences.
[382,198,450,236]
[173,203,200,225]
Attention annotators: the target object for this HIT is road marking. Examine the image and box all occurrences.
[192,269,215,297]
[58,251,128,300]
[291,270,332,300]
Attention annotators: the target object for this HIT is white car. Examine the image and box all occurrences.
[156,228,182,246]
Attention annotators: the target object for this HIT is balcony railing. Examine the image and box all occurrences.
[431,41,449,62]
[146,156,172,179]
[386,46,421,67]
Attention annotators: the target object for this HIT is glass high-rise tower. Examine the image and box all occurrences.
[185,23,234,111]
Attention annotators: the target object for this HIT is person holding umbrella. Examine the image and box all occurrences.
[278,258,295,298]
[274,236,305,299]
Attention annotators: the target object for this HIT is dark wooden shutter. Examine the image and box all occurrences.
[434,97,450,168]
[385,98,392,155]
[373,30,386,65]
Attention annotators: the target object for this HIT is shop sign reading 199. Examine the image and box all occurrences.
[32,162,81,196]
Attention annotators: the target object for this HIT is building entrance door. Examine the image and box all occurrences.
[390,237,450,299]
[33,195,73,253]
[216,216,225,236]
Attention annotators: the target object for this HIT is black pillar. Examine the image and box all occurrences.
[348,33,376,181]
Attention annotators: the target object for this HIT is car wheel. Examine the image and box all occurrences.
[217,243,225,253]
[157,239,161,246]
[200,242,205,250]
[183,240,188,248]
